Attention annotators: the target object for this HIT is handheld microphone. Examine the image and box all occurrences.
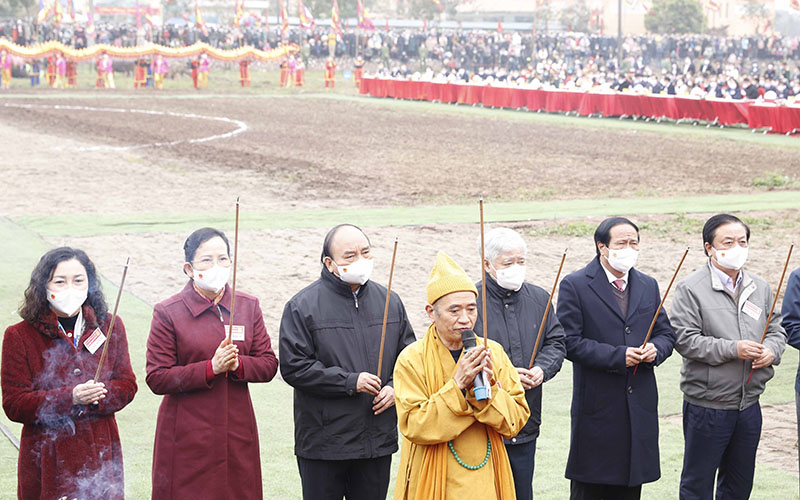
[461,329,489,401]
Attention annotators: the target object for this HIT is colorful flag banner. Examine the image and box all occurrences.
[143,5,156,26]
[37,0,51,23]
[87,10,96,38]
[298,0,315,29]
[195,0,208,36]
[53,0,63,25]
[234,0,245,27]
[331,0,343,36]
[280,0,289,36]
[357,0,374,30]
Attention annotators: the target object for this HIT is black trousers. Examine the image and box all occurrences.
[796,390,800,497]
[570,480,642,500]
[506,438,537,500]
[296,455,392,500]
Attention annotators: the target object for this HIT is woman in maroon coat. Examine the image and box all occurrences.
[146,227,279,500]
[2,247,137,500]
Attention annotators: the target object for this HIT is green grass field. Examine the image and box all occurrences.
[11,191,800,238]
[1,70,800,499]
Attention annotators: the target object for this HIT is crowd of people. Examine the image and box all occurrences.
[356,30,800,102]
[2,18,800,98]
[2,215,799,500]
[4,18,800,61]
[371,59,800,102]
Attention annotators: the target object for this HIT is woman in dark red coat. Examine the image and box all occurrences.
[146,227,279,500]
[2,247,137,500]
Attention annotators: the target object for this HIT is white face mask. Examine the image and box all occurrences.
[493,264,526,292]
[333,257,374,286]
[47,286,88,317]
[192,265,230,293]
[606,247,639,274]
[713,245,748,271]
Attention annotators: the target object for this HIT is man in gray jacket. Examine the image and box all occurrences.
[671,213,786,500]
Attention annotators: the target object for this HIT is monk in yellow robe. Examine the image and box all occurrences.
[394,251,530,500]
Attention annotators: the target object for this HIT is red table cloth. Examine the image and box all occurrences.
[357,78,798,135]
[748,104,800,134]
[545,90,583,113]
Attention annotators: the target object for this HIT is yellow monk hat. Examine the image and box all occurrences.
[426,251,478,305]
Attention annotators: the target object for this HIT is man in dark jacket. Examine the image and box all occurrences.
[279,224,416,500]
[742,77,760,99]
[782,266,800,497]
[651,74,669,94]
[475,227,566,500]
[557,217,676,500]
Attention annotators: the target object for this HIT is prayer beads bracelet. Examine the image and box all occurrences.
[448,434,491,470]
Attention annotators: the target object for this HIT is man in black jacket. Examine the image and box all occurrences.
[279,224,416,500]
[651,74,669,95]
[742,77,759,99]
[475,227,566,500]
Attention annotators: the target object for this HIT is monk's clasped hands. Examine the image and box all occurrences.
[454,345,494,392]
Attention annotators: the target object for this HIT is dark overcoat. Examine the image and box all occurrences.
[557,257,676,487]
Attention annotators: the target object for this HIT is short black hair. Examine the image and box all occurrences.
[183,227,230,263]
[320,224,370,263]
[702,214,750,256]
[594,217,640,256]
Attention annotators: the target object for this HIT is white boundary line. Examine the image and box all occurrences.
[2,102,248,151]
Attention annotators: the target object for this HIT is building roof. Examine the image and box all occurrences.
[456,0,569,13]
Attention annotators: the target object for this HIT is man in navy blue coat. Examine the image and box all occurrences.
[781,266,800,497]
[557,217,676,500]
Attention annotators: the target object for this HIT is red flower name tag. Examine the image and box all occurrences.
[83,328,107,355]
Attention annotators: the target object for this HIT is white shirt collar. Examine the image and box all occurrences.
[710,261,742,292]
[601,260,629,291]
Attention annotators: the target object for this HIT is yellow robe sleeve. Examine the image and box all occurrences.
[394,345,478,445]
[468,341,530,438]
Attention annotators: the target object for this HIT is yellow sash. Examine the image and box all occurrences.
[412,324,516,500]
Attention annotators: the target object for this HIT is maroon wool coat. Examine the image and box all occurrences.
[146,282,278,500]
[1,306,137,500]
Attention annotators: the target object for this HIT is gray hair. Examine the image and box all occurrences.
[480,227,527,264]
